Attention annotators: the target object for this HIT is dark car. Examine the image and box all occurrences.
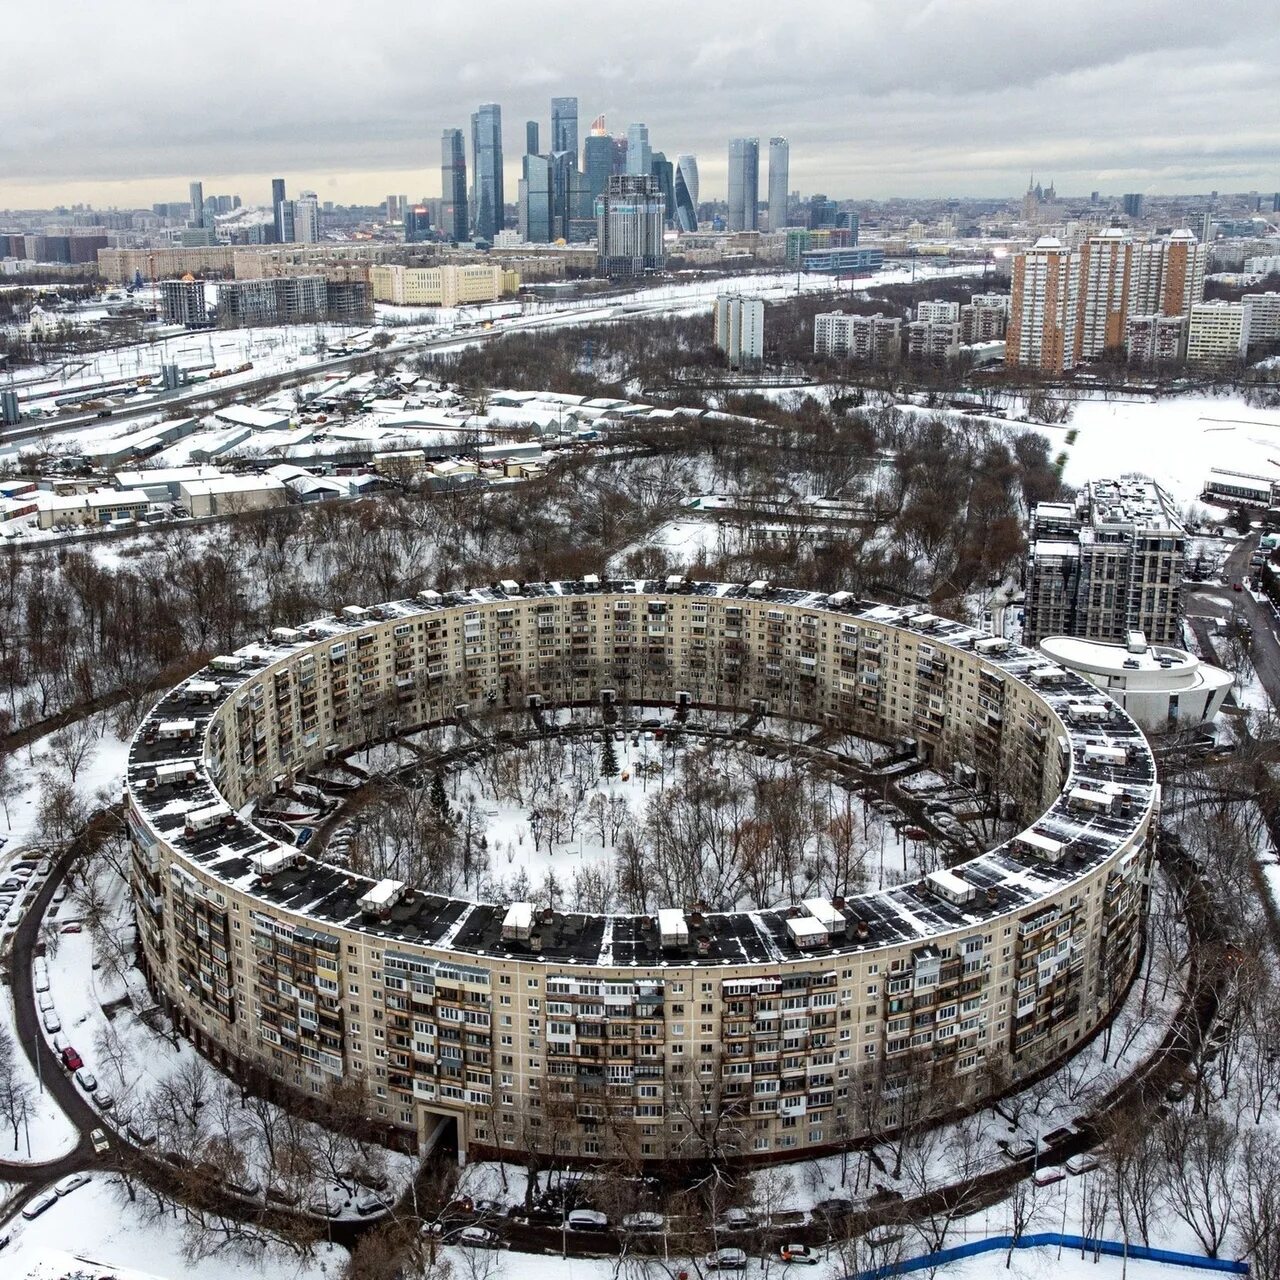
[60,1046,83,1072]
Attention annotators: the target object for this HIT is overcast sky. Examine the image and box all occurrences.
[2,0,1277,211]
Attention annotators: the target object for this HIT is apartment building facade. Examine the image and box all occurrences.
[369,263,519,307]
[1186,301,1251,367]
[1024,478,1186,647]
[814,312,901,361]
[126,580,1154,1168]
[714,294,765,366]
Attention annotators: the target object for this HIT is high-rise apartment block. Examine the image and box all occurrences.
[1023,478,1185,647]
[713,294,764,366]
[292,192,320,244]
[768,137,789,230]
[441,128,470,242]
[595,174,665,278]
[906,317,961,362]
[1123,314,1186,367]
[961,293,1009,343]
[159,278,208,328]
[216,276,329,326]
[1007,231,1206,373]
[814,311,901,361]
[727,137,760,232]
[1186,301,1251,367]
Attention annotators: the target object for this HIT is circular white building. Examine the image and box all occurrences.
[1038,632,1231,732]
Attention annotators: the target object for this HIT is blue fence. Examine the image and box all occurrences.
[855,1232,1249,1279]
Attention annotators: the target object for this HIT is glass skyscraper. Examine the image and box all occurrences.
[626,123,651,177]
[674,155,699,232]
[551,97,578,164]
[768,137,790,230]
[440,128,469,242]
[471,103,505,243]
[727,137,759,231]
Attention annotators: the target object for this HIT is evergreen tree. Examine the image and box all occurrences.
[429,769,450,819]
[600,734,619,778]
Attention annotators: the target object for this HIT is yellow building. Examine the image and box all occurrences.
[370,263,520,307]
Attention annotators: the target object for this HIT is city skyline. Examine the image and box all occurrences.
[2,0,1277,210]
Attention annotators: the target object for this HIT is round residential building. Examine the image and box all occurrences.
[1038,632,1231,732]
[125,579,1156,1167]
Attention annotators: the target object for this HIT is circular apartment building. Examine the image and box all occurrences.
[125,578,1156,1166]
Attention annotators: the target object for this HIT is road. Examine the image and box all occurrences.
[1187,531,1280,710]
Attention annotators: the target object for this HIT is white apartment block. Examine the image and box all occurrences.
[1243,292,1280,344]
[713,294,765,366]
[906,319,961,362]
[1124,314,1185,366]
[814,311,901,361]
[1186,301,1251,367]
[915,300,960,324]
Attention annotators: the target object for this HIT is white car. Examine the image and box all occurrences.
[22,1191,58,1220]
[35,973,50,994]
[95,1087,115,1109]
[37,992,54,1012]
[356,1191,389,1215]
[55,1172,91,1196]
[91,1128,109,1154]
[75,1068,97,1092]
[41,1009,61,1034]
[1066,1153,1099,1175]
[566,1208,608,1231]
[621,1212,665,1232]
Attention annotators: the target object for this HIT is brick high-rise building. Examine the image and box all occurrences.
[1006,237,1079,373]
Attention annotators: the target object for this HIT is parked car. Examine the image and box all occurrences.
[265,1184,299,1207]
[356,1190,389,1216]
[22,1191,58,1219]
[307,1190,343,1217]
[621,1212,665,1232]
[716,1208,755,1232]
[95,1087,114,1109]
[1033,1166,1066,1187]
[38,993,54,1012]
[451,1226,499,1247]
[1003,1139,1037,1161]
[226,1176,262,1198]
[36,858,53,877]
[74,1067,97,1092]
[566,1208,609,1231]
[52,885,68,904]
[125,1122,155,1146]
[780,1244,819,1265]
[34,971,50,993]
[1066,1153,1099,1175]
[90,1128,110,1154]
[55,1172,91,1196]
[41,1009,61,1034]
[705,1248,748,1271]
[60,923,83,935]
[60,1047,83,1071]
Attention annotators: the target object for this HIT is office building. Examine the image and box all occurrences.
[404,206,433,243]
[189,181,205,229]
[595,174,665,278]
[526,121,539,156]
[369,263,518,307]
[471,103,505,242]
[1123,314,1185,366]
[813,311,901,361]
[767,137,789,229]
[799,245,883,274]
[583,120,614,202]
[385,195,400,222]
[441,128,469,242]
[1122,193,1144,218]
[713,293,764,366]
[271,178,287,243]
[159,278,208,328]
[125,578,1155,1166]
[1023,477,1185,647]
[649,152,675,223]
[626,123,651,177]
[551,97,578,161]
[1186,301,1250,367]
[1006,237,1079,373]
[673,155,699,232]
[518,154,554,243]
[727,137,759,232]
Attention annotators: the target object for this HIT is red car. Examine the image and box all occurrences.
[1232,582,1243,592]
[60,1047,83,1072]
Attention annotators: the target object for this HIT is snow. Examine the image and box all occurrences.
[0,984,78,1162]
[1,1175,348,1279]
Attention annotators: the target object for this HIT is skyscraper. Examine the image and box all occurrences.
[626,124,651,177]
[673,155,699,232]
[583,121,614,203]
[596,174,665,278]
[293,192,320,243]
[768,137,790,230]
[404,206,433,243]
[727,138,759,232]
[189,181,205,229]
[519,154,554,243]
[1006,237,1079,373]
[271,178,287,243]
[441,128,469,242]
[471,103,505,242]
[526,121,539,156]
[551,97,578,163]
[650,152,675,224]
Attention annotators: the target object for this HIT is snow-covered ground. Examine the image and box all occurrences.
[1,1175,348,1279]
[0,984,78,1163]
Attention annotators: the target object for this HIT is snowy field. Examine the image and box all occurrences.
[0,1175,347,1279]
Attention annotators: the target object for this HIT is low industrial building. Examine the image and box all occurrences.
[37,488,151,529]
[179,474,287,518]
[1038,633,1231,731]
